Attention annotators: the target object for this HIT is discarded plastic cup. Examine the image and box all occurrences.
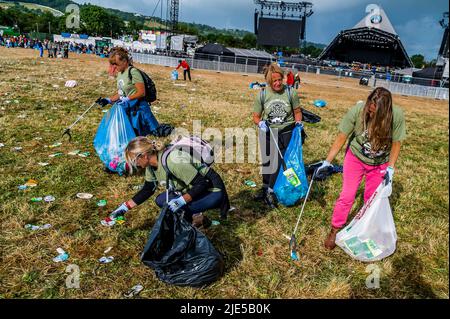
[25,179,38,187]
[123,284,144,298]
[97,199,107,207]
[76,193,93,199]
[44,195,55,203]
[68,150,81,156]
[99,256,114,263]
[31,197,43,202]
[244,180,257,188]
[38,162,50,166]
[18,185,28,190]
[78,152,90,158]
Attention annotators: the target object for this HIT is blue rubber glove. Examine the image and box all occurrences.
[109,202,129,219]
[258,120,268,132]
[384,166,395,185]
[96,97,111,107]
[168,196,187,213]
[119,96,130,103]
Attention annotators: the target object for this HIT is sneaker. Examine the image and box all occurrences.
[253,187,267,201]
[264,191,278,209]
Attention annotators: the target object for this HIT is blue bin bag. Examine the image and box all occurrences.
[273,126,309,206]
[93,103,136,175]
[122,99,159,137]
[171,70,179,80]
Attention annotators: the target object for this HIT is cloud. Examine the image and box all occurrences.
[395,16,444,59]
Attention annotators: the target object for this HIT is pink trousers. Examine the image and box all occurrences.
[331,149,389,228]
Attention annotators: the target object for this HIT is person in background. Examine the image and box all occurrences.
[176,59,191,81]
[316,87,406,250]
[294,71,301,89]
[286,70,294,88]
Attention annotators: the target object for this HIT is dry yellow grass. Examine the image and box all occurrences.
[0,47,448,299]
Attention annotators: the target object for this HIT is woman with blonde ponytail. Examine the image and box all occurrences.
[96,47,159,137]
[107,136,230,229]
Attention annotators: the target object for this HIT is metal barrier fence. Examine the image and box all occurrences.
[131,52,449,100]
[375,79,449,100]
[131,52,268,74]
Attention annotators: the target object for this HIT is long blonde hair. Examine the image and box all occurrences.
[263,62,285,88]
[125,137,165,174]
[361,87,394,153]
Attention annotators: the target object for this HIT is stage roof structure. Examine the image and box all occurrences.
[318,6,413,68]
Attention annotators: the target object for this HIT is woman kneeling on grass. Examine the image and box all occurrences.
[107,137,230,229]
[316,87,406,250]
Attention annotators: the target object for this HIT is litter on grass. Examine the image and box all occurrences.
[38,162,50,166]
[25,223,51,231]
[44,195,55,202]
[68,150,80,156]
[53,248,69,262]
[97,200,107,207]
[99,256,114,263]
[24,179,38,187]
[78,152,90,158]
[123,284,144,298]
[101,217,116,227]
[49,152,63,158]
[76,193,93,199]
[49,142,62,148]
[244,180,256,187]
[65,80,78,88]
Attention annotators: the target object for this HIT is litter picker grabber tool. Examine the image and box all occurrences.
[289,170,316,261]
[267,124,288,171]
[62,101,97,141]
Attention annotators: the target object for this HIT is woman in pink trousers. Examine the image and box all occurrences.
[316,87,406,250]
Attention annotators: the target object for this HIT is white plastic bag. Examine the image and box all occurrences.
[335,180,397,262]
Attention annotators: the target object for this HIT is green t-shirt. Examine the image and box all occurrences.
[116,66,144,98]
[144,150,215,193]
[253,86,300,130]
[338,101,406,165]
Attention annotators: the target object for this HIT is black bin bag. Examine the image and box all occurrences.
[141,206,224,287]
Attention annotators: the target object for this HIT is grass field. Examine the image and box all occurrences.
[0,47,448,299]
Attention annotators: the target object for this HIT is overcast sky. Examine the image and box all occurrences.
[78,0,449,60]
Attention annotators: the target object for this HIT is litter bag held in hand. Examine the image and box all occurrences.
[273,126,309,206]
[141,206,224,287]
[335,181,397,262]
[93,103,136,175]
